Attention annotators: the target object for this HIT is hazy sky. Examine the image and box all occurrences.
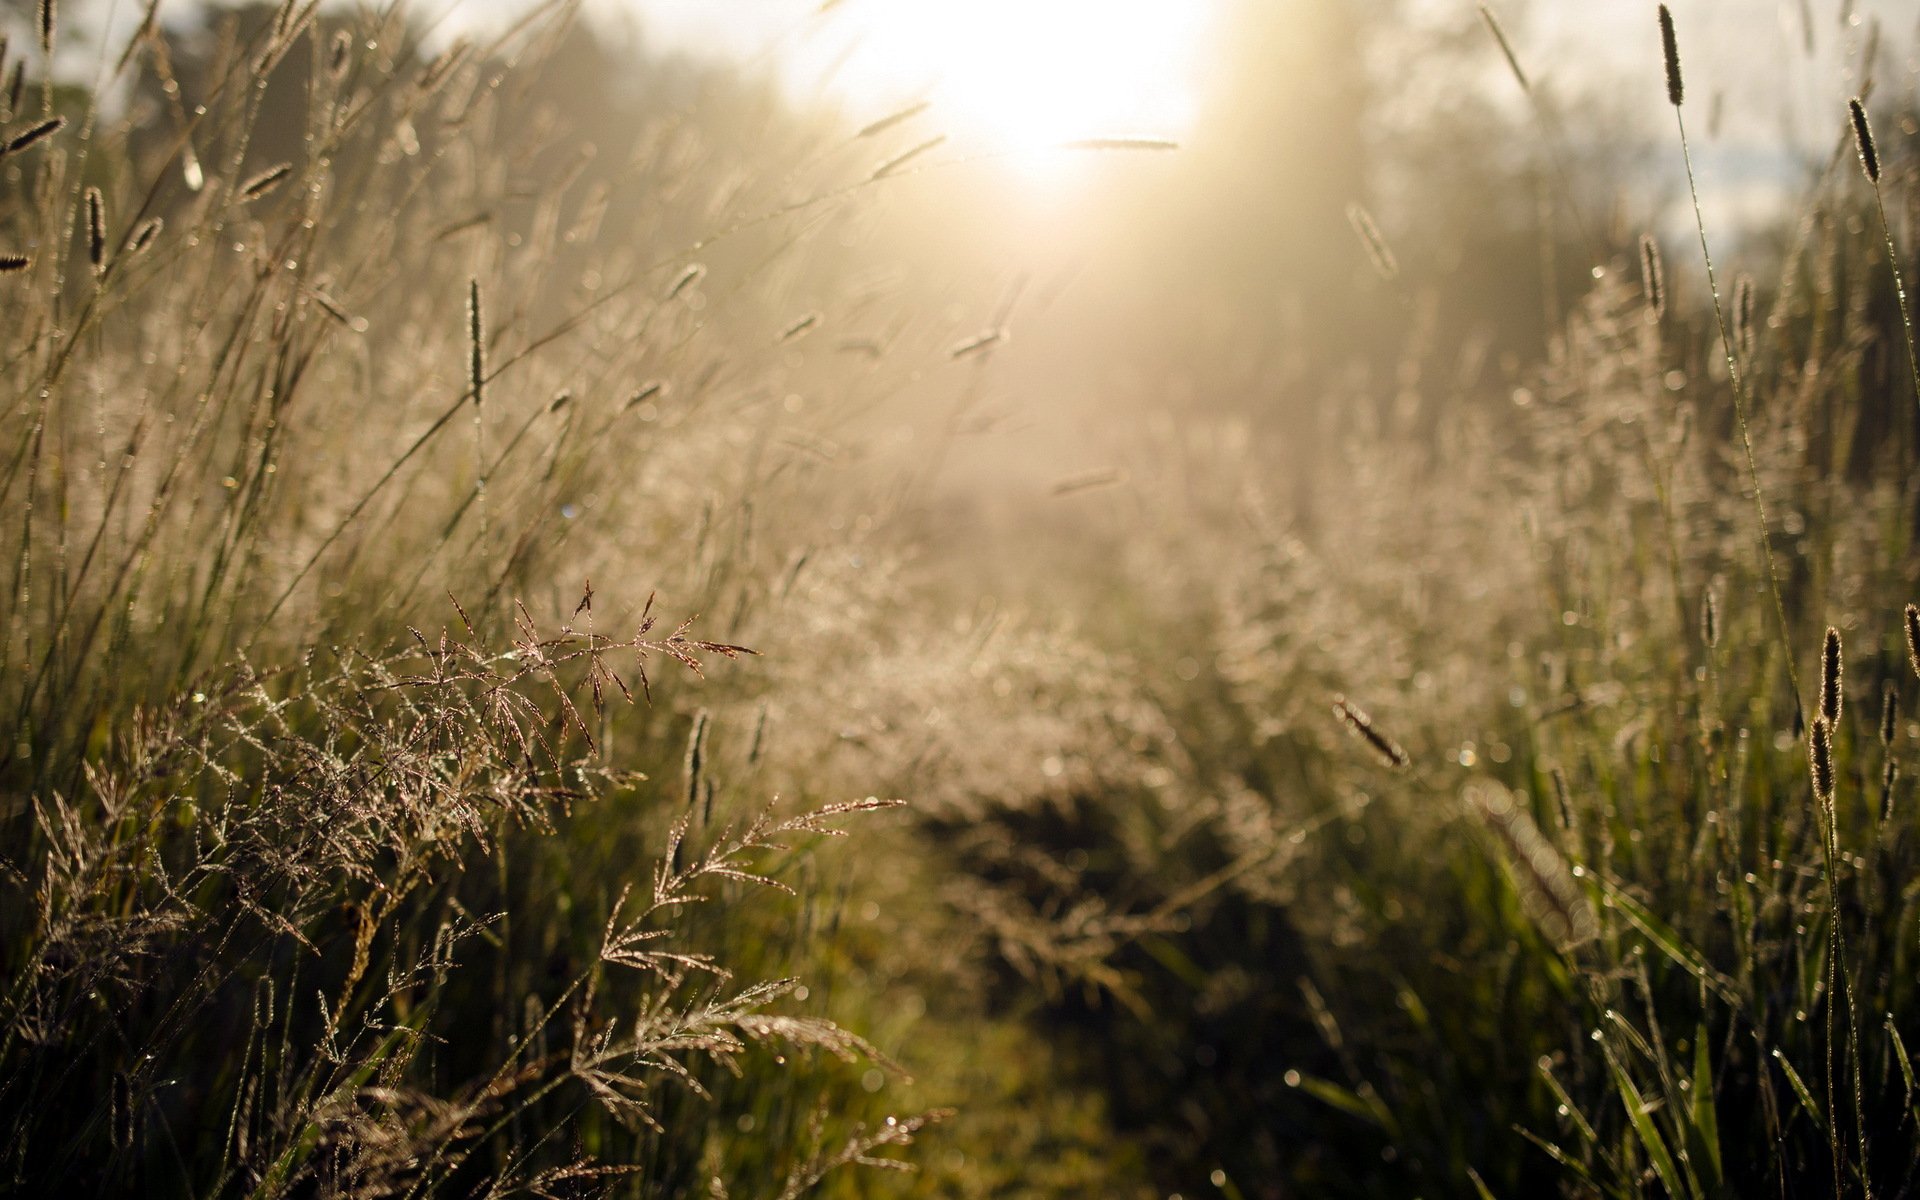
[614,0,1916,149]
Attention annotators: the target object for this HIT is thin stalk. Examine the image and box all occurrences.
[1669,104,1804,732]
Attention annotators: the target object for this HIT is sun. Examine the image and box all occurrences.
[800,0,1214,159]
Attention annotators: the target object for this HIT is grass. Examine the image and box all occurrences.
[4,0,1920,1196]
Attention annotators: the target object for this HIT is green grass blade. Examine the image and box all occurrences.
[1605,1045,1689,1198]
[1688,1028,1723,1191]
[1773,1048,1827,1131]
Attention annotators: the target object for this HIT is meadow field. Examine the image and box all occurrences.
[3,0,1919,1195]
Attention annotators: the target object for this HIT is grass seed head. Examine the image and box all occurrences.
[1332,696,1410,769]
[1907,604,1920,681]
[1347,203,1398,281]
[1640,234,1665,320]
[328,29,352,80]
[239,162,292,201]
[124,216,161,256]
[1849,97,1879,183]
[467,278,485,407]
[1882,680,1899,748]
[37,0,54,57]
[4,115,64,156]
[84,186,104,274]
[1658,6,1683,106]
[1820,626,1843,726]
[1810,715,1835,805]
[1700,586,1719,648]
[1734,273,1755,356]
[0,252,30,272]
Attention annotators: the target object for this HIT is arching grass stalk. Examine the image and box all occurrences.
[1848,98,1920,419]
[1657,6,1803,728]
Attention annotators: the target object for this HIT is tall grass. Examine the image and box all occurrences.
[0,2,1000,1193]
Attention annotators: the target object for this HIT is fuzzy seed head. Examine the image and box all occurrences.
[83,186,104,273]
[1882,680,1900,748]
[0,252,30,273]
[1820,626,1843,726]
[1700,586,1719,648]
[37,0,54,57]
[239,162,292,201]
[1907,604,1920,682]
[1849,98,1879,183]
[328,29,352,80]
[1734,274,1755,356]
[1332,696,1410,770]
[4,115,64,156]
[467,278,485,407]
[1640,234,1665,320]
[124,216,161,256]
[1346,203,1398,281]
[1810,716,1835,805]
[1658,6,1683,107]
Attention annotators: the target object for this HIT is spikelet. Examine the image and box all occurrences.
[1882,680,1900,748]
[683,709,709,809]
[1820,626,1843,725]
[1734,273,1755,356]
[1700,586,1719,648]
[1549,766,1575,831]
[1640,234,1665,320]
[1658,5,1683,107]
[3,115,64,156]
[0,253,30,272]
[1848,98,1879,183]
[1467,780,1597,948]
[1332,696,1410,769]
[1346,203,1398,281]
[124,216,161,256]
[1906,604,1919,681]
[239,162,292,201]
[1809,715,1835,806]
[667,263,705,301]
[37,0,54,57]
[83,186,104,274]
[328,29,352,80]
[778,312,819,343]
[467,278,485,408]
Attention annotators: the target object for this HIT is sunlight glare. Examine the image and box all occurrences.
[809,0,1213,160]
